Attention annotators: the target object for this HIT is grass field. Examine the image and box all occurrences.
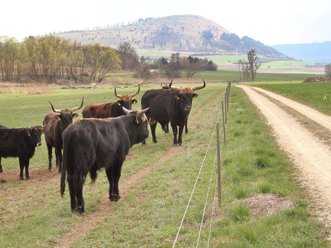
[254,82,331,115]
[194,70,321,82]
[0,83,329,247]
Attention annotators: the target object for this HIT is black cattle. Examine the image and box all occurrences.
[141,80,206,146]
[43,98,84,172]
[82,86,140,118]
[0,124,7,173]
[0,126,43,180]
[61,107,149,213]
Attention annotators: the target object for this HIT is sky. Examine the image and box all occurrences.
[1,0,330,45]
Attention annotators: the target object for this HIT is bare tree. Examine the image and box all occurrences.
[117,42,139,70]
[325,64,331,79]
[247,49,261,81]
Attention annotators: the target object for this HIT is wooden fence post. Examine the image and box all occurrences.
[216,123,222,208]
[221,101,226,146]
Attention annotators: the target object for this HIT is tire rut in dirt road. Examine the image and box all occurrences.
[239,85,331,239]
[54,146,182,248]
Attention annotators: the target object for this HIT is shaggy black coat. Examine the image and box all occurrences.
[0,126,43,179]
[61,110,149,213]
[141,89,197,145]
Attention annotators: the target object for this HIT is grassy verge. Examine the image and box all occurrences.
[254,82,331,115]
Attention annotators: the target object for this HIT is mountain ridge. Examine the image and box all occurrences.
[56,15,286,59]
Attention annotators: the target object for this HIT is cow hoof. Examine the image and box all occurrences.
[0,169,3,173]
[20,176,24,180]
[25,176,30,180]
[110,194,121,202]
[73,206,85,214]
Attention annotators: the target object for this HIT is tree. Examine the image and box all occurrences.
[247,49,261,81]
[325,64,331,79]
[0,37,20,82]
[117,42,139,70]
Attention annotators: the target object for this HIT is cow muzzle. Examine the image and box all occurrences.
[184,105,192,112]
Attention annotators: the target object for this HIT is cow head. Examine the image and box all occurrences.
[26,126,44,147]
[49,98,84,130]
[161,80,173,89]
[174,80,206,113]
[114,85,140,110]
[122,107,150,142]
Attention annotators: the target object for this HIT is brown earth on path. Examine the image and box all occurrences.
[239,85,331,240]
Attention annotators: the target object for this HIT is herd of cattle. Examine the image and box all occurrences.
[0,80,206,213]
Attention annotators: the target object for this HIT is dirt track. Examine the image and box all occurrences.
[239,85,331,237]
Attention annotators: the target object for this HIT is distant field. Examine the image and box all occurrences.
[137,51,323,74]
[254,82,331,115]
[194,70,321,82]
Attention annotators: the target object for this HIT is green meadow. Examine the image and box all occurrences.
[0,83,329,247]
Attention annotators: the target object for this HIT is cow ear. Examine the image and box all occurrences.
[72,113,79,118]
[25,129,31,137]
[193,93,198,98]
[175,94,181,101]
[132,99,137,104]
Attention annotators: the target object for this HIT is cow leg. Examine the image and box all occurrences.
[25,159,30,180]
[111,162,123,201]
[67,174,77,212]
[171,123,178,145]
[178,125,184,146]
[73,171,86,214]
[185,119,188,134]
[47,144,53,171]
[56,147,62,173]
[106,168,113,201]
[150,122,158,143]
[19,157,24,180]
[55,149,60,168]
[0,157,3,173]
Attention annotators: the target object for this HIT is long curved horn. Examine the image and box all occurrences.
[192,79,206,91]
[48,101,61,113]
[122,106,132,115]
[71,97,84,112]
[130,85,140,97]
[136,107,150,120]
[169,80,173,88]
[114,87,122,98]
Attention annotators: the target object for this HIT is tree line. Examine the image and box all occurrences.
[0,36,121,83]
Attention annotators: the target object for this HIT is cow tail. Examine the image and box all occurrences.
[61,133,70,198]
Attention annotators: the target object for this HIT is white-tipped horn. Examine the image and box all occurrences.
[122,106,132,115]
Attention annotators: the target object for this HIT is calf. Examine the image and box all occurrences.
[43,98,84,172]
[61,107,149,213]
[0,126,43,179]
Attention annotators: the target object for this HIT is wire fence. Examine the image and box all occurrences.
[172,81,232,247]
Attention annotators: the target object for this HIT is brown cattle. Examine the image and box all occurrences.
[43,98,84,172]
[82,86,140,118]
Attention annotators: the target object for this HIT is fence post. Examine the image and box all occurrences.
[221,101,226,146]
[216,123,222,208]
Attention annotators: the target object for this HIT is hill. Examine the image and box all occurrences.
[272,41,331,63]
[56,15,286,59]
